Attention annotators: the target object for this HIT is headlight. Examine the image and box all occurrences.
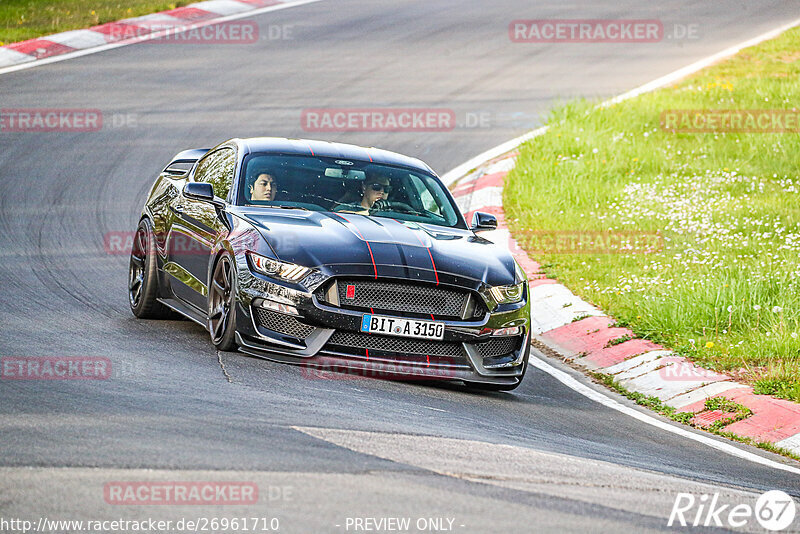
[246,251,312,282]
[489,282,525,304]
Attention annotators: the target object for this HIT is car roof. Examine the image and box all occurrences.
[236,137,436,175]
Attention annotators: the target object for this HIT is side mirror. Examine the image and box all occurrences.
[183,182,226,209]
[471,211,497,232]
[182,183,229,230]
[183,182,215,202]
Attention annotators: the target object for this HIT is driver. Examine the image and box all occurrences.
[249,172,277,202]
[334,174,391,214]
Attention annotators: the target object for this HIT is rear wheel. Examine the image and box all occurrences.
[128,219,171,319]
[208,254,238,351]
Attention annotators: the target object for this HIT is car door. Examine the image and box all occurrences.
[166,147,236,311]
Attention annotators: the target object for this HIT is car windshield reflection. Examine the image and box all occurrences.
[237,154,462,228]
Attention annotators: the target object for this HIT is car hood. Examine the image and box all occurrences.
[235,210,517,289]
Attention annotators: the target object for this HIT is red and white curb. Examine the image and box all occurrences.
[448,151,800,458]
[0,0,319,72]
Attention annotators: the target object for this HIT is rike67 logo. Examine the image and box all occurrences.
[669,490,796,531]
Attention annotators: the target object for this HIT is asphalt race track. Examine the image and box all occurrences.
[1,1,799,532]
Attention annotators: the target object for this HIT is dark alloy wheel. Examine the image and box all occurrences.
[128,219,171,319]
[208,254,238,351]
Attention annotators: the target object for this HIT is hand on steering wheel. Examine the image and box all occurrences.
[371,200,421,215]
[371,199,391,211]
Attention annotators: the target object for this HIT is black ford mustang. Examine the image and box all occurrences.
[129,137,530,390]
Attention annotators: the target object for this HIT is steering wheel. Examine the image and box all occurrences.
[371,200,420,215]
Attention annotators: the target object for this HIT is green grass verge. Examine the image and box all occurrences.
[0,0,191,44]
[506,27,800,403]
[591,372,800,462]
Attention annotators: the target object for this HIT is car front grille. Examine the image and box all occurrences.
[317,279,478,319]
[253,308,316,339]
[323,330,467,367]
[475,336,520,359]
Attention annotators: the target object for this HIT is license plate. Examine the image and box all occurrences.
[360,314,444,340]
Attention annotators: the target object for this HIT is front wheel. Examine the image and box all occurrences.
[208,253,238,351]
[129,219,171,319]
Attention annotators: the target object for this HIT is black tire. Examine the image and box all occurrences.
[129,219,172,319]
[208,253,238,351]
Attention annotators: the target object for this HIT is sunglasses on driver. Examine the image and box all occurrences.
[367,182,392,194]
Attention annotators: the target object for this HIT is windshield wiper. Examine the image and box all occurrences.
[273,205,309,211]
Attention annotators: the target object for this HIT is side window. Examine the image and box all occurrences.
[194,148,236,200]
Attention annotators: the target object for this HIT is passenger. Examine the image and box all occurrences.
[334,175,391,214]
[249,172,277,202]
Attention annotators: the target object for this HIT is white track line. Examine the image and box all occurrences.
[446,19,800,471]
[0,0,323,76]
[441,126,545,186]
[530,357,800,475]
[441,17,800,186]
[606,16,800,105]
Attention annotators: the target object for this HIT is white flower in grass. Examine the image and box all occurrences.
[727,305,733,313]
[792,332,798,339]
[753,305,761,311]
[772,306,783,313]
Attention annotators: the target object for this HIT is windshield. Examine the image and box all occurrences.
[236,154,464,228]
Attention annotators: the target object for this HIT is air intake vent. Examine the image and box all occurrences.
[253,308,315,339]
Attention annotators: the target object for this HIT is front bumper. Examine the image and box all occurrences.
[233,273,530,385]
